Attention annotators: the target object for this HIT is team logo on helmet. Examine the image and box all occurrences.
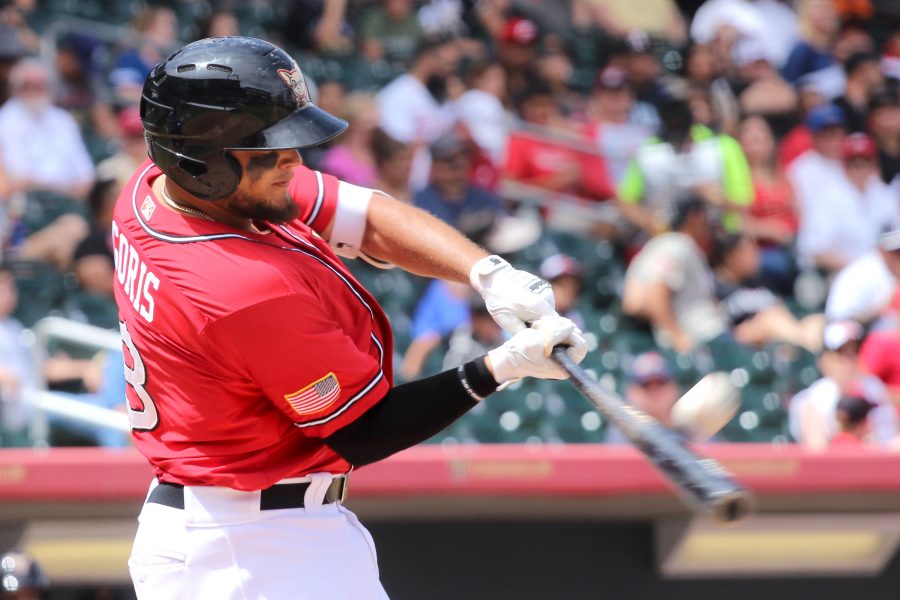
[277,65,309,107]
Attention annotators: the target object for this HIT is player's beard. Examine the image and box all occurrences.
[228,188,299,224]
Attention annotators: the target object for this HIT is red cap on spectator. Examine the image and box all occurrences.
[500,17,538,46]
[842,132,877,160]
[118,105,144,137]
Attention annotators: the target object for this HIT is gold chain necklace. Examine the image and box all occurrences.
[160,187,216,222]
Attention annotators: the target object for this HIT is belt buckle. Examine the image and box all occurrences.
[329,475,349,504]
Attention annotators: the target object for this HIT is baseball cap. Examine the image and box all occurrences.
[594,65,629,90]
[879,221,900,252]
[500,17,538,46]
[539,253,582,282]
[429,132,468,161]
[806,104,845,132]
[842,132,877,160]
[628,351,672,385]
[823,320,864,351]
[118,105,144,137]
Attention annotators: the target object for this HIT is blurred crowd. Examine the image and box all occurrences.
[0,0,898,453]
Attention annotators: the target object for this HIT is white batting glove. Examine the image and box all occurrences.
[487,316,588,384]
[470,255,557,334]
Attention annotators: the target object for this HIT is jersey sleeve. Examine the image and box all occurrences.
[289,166,340,236]
[205,294,390,438]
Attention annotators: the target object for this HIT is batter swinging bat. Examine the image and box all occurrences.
[551,346,752,524]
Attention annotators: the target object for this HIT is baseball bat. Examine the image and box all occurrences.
[551,346,752,524]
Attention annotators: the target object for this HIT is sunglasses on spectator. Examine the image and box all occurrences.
[20,79,49,91]
[636,377,672,388]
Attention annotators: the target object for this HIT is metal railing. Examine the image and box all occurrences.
[24,317,128,447]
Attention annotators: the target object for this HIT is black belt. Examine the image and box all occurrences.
[147,476,349,511]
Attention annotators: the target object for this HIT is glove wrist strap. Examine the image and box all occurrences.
[469,255,510,292]
[458,357,499,401]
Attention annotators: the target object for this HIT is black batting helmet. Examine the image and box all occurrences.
[141,36,348,200]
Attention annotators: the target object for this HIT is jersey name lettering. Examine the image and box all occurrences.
[112,219,160,323]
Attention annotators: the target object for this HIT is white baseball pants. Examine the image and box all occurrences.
[129,475,390,600]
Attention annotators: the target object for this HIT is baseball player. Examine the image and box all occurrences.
[117,37,587,599]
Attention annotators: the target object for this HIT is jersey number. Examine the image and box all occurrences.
[120,320,159,431]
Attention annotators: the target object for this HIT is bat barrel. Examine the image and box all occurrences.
[551,347,752,524]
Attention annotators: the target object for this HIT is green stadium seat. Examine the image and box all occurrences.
[9,260,65,328]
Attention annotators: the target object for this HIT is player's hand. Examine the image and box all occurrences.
[486,316,588,383]
[469,255,557,334]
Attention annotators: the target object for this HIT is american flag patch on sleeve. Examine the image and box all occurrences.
[285,373,342,416]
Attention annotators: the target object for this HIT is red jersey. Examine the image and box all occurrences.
[113,160,393,490]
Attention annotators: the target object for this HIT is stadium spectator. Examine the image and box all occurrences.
[300,79,346,171]
[95,106,147,190]
[72,179,116,298]
[442,295,505,371]
[377,35,460,189]
[540,253,585,329]
[194,10,240,40]
[613,32,664,130]
[108,6,178,105]
[824,224,900,326]
[282,0,354,55]
[689,0,786,67]
[732,40,799,127]
[496,17,541,101]
[738,114,798,292]
[414,133,505,244]
[830,394,875,446]
[0,265,37,445]
[371,127,414,204]
[788,320,897,450]
[0,58,95,200]
[452,60,509,166]
[504,82,615,202]
[582,66,652,184]
[51,350,128,448]
[53,34,118,140]
[606,351,680,443]
[833,51,885,133]
[0,0,39,55]
[617,92,753,236]
[321,93,379,188]
[781,0,839,84]
[359,0,424,66]
[711,232,824,352]
[796,132,899,273]
[622,196,728,353]
[860,324,900,408]
[399,280,471,380]
[0,22,29,107]
[867,89,900,187]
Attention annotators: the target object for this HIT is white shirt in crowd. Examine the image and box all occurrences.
[376,74,453,191]
[788,375,897,446]
[0,98,94,191]
[690,0,796,67]
[790,150,899,268]
[451,89,509,165]
[625,232,728,347]
[825,251,897,324]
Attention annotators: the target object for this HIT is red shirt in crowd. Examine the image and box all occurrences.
[113,160,393,490]
[859,331,900,391]
[748,175,799,243]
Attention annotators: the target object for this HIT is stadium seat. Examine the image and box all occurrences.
[9,260,66,328]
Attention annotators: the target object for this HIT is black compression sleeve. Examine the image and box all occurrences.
[324,356,498,466]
